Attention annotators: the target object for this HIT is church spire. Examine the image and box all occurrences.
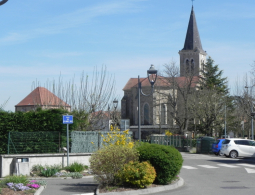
[182,6,204,52]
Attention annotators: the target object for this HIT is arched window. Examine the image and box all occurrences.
[186,59,189,74]
[144,103,149,125]
[191,59,194,73]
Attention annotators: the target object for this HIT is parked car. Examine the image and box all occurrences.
[221,138,255,158]
[212,139,225,156]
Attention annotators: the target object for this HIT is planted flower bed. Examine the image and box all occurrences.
[0,176,46,195]
[30,162,91,179]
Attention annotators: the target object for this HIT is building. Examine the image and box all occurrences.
[121,6,206,139]
[15,87,71,112]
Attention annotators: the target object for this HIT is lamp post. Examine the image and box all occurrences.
[0,0,8,6]
[138,65,158,141]
[245,86,254,140]
[113,99,118,110]
[112,99,118,127]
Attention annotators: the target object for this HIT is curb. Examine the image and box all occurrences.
[28,175,94,180]
[34,185,46,195]
[96,177,184,195]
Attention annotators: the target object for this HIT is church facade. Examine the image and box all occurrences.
[121,6,207,139]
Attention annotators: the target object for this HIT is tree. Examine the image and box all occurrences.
[0,98,9,112]
[190,57,231,136]
[199,56,228,93]
[156,61,199,134]
[32,65,117,131]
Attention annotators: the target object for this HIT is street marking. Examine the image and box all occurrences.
[236,163,255,168]
[197,165,218,168]
[217,164,239,168]
[182,166,198,169]
[245,168,255,173]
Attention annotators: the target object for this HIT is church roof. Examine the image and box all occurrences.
[15,87,70,107]
[182,6,204,52]
[123,76,199,91]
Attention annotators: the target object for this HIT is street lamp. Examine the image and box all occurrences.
[0,0,8,6]
[138,65,158,141]
[245,86,254,140]
[113,99,118,110]
[110,99,118,127]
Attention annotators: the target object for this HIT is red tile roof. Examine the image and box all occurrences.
[15,87,70,107]
[123,76,199,90]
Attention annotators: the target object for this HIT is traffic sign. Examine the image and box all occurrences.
[63,115,73,124]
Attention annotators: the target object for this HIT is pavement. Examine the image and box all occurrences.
[37,175,184,195]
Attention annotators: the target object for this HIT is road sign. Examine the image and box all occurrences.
[63,115,73,124]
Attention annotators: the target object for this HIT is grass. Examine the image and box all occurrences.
[66,162,85,172]
[2,175,29,185]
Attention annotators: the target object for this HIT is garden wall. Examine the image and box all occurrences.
[0,153,92,178]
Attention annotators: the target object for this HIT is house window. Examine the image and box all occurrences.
[144,104,149,125]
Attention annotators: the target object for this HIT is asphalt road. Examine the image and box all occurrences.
[147,153,255,195]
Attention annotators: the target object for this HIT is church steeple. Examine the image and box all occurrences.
[183,6,204,51]
[179,6,207,77]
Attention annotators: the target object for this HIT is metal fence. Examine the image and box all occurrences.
[71,131,133,153]
[149,135,195,150]
[8,131,60,154]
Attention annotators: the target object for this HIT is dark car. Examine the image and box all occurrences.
[212,139,225,155]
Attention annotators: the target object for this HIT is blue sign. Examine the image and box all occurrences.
[63,115,73,124]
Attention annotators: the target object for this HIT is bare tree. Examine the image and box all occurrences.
[155,61,199,135]
[32,65,117,131]
[0,97,9,111]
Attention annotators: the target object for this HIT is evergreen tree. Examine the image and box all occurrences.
[200,56,228,93]
[190,57,235,136]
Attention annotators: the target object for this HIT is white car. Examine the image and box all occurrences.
[220,138,255,158]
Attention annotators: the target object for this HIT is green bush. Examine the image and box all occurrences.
[89,144,139,185]
[116,161,156,188]
[67,162,85,172]
[40,168,60,177]
[137,142,183,185]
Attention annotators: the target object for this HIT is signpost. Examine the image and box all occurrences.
[63,115,73,166]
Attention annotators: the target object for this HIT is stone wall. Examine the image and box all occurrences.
[0,153,92,178]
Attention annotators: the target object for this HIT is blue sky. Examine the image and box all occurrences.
[1,0,255,112]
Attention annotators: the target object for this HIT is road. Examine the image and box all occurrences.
[147,152,255,195]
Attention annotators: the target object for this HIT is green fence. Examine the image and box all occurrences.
[8,131,60,154]
[150,135,195,150]
[71,131,133,153]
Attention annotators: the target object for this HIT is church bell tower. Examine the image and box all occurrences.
[179,6,207,77]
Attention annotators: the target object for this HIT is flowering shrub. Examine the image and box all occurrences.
[116,161,156,188]
[27,180,41,189]
[165,130,173,136]
[7,183,30,191]
[101,125,134,148]
[89,144,139,185]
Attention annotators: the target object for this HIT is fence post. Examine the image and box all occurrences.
[8,132,10,154]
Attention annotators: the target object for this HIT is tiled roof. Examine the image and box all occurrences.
[15,87,70,107]
[123,76,199,90]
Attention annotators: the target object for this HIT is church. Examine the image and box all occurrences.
[121,6,207,139]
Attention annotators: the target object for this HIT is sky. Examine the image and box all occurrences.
[1,0,255,112]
